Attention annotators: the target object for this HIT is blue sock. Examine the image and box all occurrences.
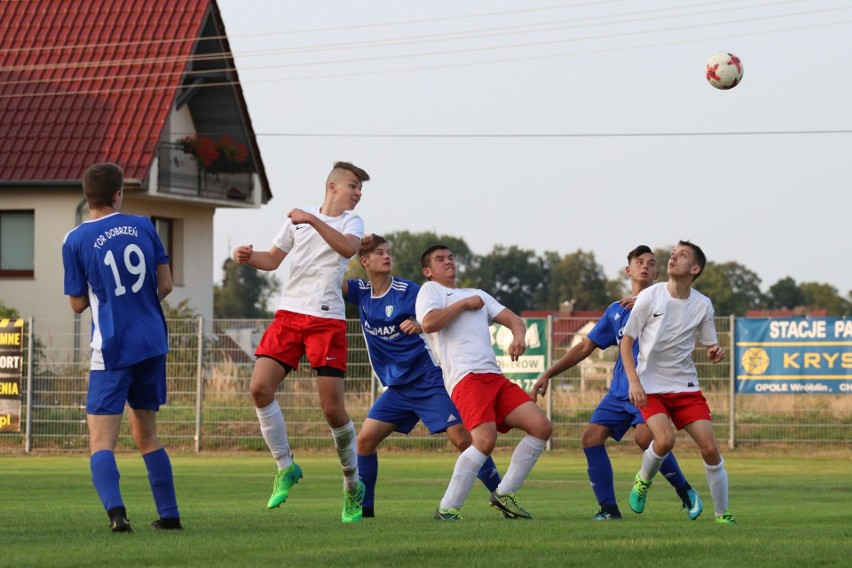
[143,448,180,519]
[659,451,689,492]
[358,452,378,509]
[584,445,617,507]
[90,450,123,512]
[477,456,501,493]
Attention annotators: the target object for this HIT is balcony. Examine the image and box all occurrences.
[157,142,253,202]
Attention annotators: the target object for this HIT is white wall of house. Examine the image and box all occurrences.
[0,187,215,328]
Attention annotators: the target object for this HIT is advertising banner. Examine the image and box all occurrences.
[490,317,549,392]
[0,318,24,431]
[735,318,852,394]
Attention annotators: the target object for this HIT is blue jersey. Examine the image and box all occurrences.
[345,277,439,388]
[585,301,639,401]
[62,212,169,370]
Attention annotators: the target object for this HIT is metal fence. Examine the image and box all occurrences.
[1,316,849,453]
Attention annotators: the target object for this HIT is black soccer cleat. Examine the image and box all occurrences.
[108,507,132,533]
[151,517,183,530]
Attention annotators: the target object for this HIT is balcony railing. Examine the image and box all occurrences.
[157,142,254,202]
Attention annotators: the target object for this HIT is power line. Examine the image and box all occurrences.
[251,130,852,138]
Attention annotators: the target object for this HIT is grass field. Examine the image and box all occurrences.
[1,451,849,567]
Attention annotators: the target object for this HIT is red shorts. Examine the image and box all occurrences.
[255,310,347,375]
[451,372,533,433]
[641,391,712,430]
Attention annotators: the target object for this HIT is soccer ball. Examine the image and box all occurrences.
[706,52,743,90]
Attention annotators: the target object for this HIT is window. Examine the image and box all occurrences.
[0,210,35,277]
[152,216,183,285]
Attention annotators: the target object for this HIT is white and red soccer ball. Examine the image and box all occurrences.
[706,52,743,90]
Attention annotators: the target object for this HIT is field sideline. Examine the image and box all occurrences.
[1,451,849,567]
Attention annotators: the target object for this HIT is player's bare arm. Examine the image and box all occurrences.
[621,335,647,408]
[618,295,637,309]
[420,295,484,333]
[531,337,598,400]
[493,308,527,362]
[399,317,422,335]
[68,295,90,313]
[707,344,725,363]
[288,208,360,258]
[156,263,173,301]
[233,244,287,271]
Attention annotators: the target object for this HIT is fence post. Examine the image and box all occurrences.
[545,315,552,451]
[24,317,34,453]
[195,315,204,453]
[728,314,736,449]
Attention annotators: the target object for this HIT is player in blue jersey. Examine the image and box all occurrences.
[62,163,181,533]
[530,245,702,521]
[344,235,501,518]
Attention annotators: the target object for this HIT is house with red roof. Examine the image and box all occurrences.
[0,0,271,327]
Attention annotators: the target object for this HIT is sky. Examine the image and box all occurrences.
[212,0,852,300]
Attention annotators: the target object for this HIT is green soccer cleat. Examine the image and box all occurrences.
[266,462,303,509]
[341,481,366,523]
[629,472,652,514]
[488,491,532,519]
[434,507,463,520]
[681,488,703,520]
[715,511,738,525]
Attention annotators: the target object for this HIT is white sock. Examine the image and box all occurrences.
[705,457,729,515]
[640,440,668,482]
[497,435,547,495]
[440,446,487,510]
[256,401,292,470]
[331,421,359,491]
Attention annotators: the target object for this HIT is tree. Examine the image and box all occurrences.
[465,245,552,313]
[348,230,474,284]
[799,282,851,316]
[694,261,765,316]
[766,277,805,310]
[546,250,611,311]
[214,258,280,318]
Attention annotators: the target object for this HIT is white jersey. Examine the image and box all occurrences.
[272,206,364,319]
[622,281,718,394]
[415,281,504,394]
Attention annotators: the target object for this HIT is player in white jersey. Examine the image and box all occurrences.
[621,241,737,525]
[530,245,702,522]
[232,161,370,523]
[344,235,501,517]
[415,245,552,520]
[62,163,181,533]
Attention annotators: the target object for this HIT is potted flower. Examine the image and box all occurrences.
[177,135,249,173]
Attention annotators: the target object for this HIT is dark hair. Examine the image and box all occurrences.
[332,161,370,183]
[627,244,653,263]
[359,234,387,258]
[82,163,123,208]
[420,244,451,269]
[678,240,707,281]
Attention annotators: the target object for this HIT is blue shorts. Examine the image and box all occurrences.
[86,354,167,415]
[589,392,644,442]
[368,368,462,435]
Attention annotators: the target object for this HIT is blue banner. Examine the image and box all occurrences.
[735,318,852,394]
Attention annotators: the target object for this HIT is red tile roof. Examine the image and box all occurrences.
[0,0,209,181]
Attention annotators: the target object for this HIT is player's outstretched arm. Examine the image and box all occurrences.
[233,244,287,271]
[288,208,360,258]
[531,338,598,400]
